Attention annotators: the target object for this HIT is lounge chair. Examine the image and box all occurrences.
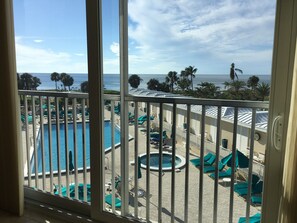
[194,154,216,167]
[138,119,146,125]
[55,183,91,202]
[190,153,215,167]
[251,195,262,205]
[150,132,167,142]
[203,161,225,173]
[150,130,167,139]
[238,213,261,223]
[105,194,122,208]
[235,180,263,196]
[209,167,232,179]
[234,174,260,190]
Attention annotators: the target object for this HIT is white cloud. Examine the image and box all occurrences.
[33,39,43,43]
[110,42,120,57]
[127,0,276,74]
[15,37,87,73]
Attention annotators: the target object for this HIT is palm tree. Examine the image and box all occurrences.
[31,77,41,90]
[229,63,243,81]
[195,82,220,98]
[147,78,160,90]
[247,75,260,91]
[256,82,270,101]
[177,77,191,92]
[185,65,197,90]
[80,81,89,93]
[21,73,33,90]
[51,72,60,90]
[60,72,68,90]
[165,71,178,92]
[62,74,74,91]
[128,74,142,88]
[223,80,246,99]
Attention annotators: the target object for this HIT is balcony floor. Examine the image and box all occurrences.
[0,208,71,223]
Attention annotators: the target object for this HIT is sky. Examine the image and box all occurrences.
[13,0,276,75]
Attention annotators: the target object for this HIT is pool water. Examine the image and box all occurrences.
[32,121,121,173]
[140,153,182,169]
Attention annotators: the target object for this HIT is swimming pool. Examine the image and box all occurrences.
[139,152,186,171]
[32,121,121,173]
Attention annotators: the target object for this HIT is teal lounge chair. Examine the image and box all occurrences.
[251,195,262,205]
[55,183,91,202]
[235,174,260,190]
[195,154,216,167]
[190,153,215,167]
[203,161,225,173]
[150,130,167,139]
[209,167,232,179]
[235,180,263,196]
[238,213,261,223]
[105,194,122,208]
[138,119,147,125]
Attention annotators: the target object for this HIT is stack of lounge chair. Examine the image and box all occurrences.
[190,152,216,167]
[209,167,232,179]
[138,115,154,125]
[150,130,167,142]
[238,213,261,223]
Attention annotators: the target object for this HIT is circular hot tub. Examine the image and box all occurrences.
[139,152,186,171]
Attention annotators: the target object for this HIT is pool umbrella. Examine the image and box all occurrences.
[225,150,249,168]
[137,156,142,179]
[69,151,74,172]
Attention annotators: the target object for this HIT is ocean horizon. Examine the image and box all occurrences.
[32,73,271,91]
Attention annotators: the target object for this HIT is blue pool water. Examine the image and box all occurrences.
[140,153,182,169]
[32,121,121,173]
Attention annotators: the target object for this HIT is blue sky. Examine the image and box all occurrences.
[13,0,276,75]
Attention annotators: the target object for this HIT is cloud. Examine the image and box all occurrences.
[15,37,87,73]
[33,39,43,43]
[110,42,120,57]
[127,0,276,74]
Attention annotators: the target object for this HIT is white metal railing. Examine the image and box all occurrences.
[19,90,268,223]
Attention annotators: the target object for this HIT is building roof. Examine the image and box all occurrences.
[129,88,268,130]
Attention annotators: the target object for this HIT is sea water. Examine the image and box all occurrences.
[33,73,271,91]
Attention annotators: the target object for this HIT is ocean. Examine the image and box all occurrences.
[33,73,271,91]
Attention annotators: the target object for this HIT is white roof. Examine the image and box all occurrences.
[129,89,268,130]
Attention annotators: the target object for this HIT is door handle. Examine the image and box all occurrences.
[271,115,283,151]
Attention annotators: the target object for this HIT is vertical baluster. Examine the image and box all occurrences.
[171,103,177,223]
[198,105,206,223]
[82,98,87,202]
[134,102,139,218]
[55,97,61,194]
[245,109,257,222]
[32,96,38,189]
[47,97,53,192]
[146,102,151,222]
[64,98,70,197]
[229,107,238,223]
[73,98,78,200]
[39,96,46,190]
[111,101,116,212]
[158,103,163,223]
[24,96,31,187]
[213,106,222,223]
[184,104,191,223]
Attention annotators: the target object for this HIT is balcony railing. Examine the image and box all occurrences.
[19,90,268,223]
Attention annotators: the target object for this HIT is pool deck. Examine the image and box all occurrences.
[22,108,261,223]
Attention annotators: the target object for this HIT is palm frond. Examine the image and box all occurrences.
[235,68,243,74]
